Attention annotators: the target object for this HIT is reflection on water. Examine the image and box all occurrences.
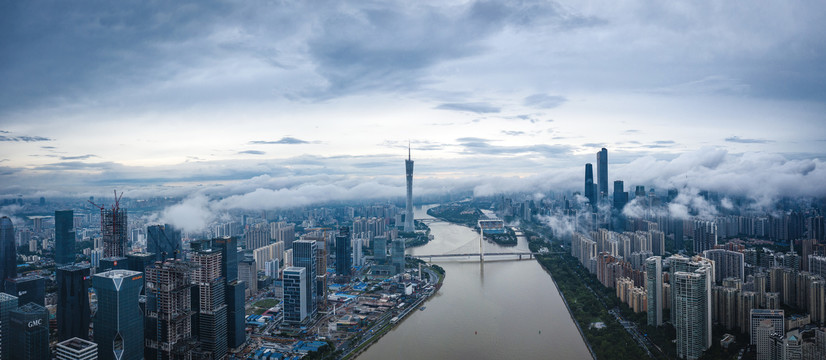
[357,205,591,360]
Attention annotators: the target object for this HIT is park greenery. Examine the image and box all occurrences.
[427,203,516,245]
[400,220,432,248]
[427,203,482,227]
[528,235,650,360]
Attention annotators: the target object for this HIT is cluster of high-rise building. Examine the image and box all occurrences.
[561,148,826,359]
[570,225,826,360]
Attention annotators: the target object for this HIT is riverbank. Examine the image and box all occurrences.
[343,263,444,360]
[528,237,649,360]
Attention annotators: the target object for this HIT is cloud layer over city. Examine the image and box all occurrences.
[1,0,825,219]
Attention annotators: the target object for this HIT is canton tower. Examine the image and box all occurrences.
[404,144,414,232]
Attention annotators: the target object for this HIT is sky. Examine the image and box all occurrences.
[1,0,825,213]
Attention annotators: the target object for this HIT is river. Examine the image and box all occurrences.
[357,205,591,359]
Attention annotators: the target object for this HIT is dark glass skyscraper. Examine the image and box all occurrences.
[10,302,49,360]
[93,269,144,360]
[597,148,608,199]
[282,267,307,325]
[335,227,352,277]
[0,292,18,360]
[146,224,182,262]
[0,216,16,291]
[292,240,317,319]
[56,264,91,341]
[584,163,595,206]
[613,180,628,210]
[213,236,246,349]
[5,275,45,307]
[54,210,76,266]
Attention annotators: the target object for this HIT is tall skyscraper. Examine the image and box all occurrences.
[146,224,182,262]
[672,256,713,360]
[93,269,144,360]
[373,235,388,264]
[613,180,628,210]
[404,145,414,232]
[391,238,405,275]
[335,227,352,277]
[238,257,257,297]
[97,195,128,258]
[292,240,317,319]
[352,237,364,267]
[9,302,49,360]
[55,210,76,266]
[584,163,595,207]
[56,337,98,360]
[596,148,608,199]
[282,267,307,325]
[56,264,91,341]
[645,256,663,326]
[0,216,16,291]
[0,292,18,360]
[190,249,228,359]
[212,236,246,350]
[144,260,193,360]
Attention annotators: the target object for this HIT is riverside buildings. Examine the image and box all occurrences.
[646,256,663,326]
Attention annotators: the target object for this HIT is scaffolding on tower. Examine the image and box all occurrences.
[89,190,127,258]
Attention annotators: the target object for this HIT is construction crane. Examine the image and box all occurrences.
[89,190,126,257]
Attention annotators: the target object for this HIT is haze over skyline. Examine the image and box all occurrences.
[2,1,825,211]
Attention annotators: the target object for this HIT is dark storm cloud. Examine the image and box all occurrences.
[523,94,567,109]
[303,1,602,99]
[250,137,312,145]
[435,102,501,114]
[238,150,265,155]
[725,136,773,144]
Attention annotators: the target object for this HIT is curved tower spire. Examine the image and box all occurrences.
[404,144,414,232]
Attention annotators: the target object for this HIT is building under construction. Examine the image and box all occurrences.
[92,191,128,258]
[190,249,228,359]
[145,259,194,360]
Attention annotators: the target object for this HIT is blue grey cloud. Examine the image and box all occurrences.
[0,135,51,142]
[250,137,311,145]
[523,94,567,109]
[457,137,571,156]
[238,150,265,155]
[60,154,97,160]
[725,136,772,144]
[436,102,501,114]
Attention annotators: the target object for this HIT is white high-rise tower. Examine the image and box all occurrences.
[404,144,414,232]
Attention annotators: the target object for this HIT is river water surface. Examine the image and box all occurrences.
[358,205,591,359]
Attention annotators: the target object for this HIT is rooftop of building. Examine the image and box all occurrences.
[57,337,97,351]
[95,269,142,278]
